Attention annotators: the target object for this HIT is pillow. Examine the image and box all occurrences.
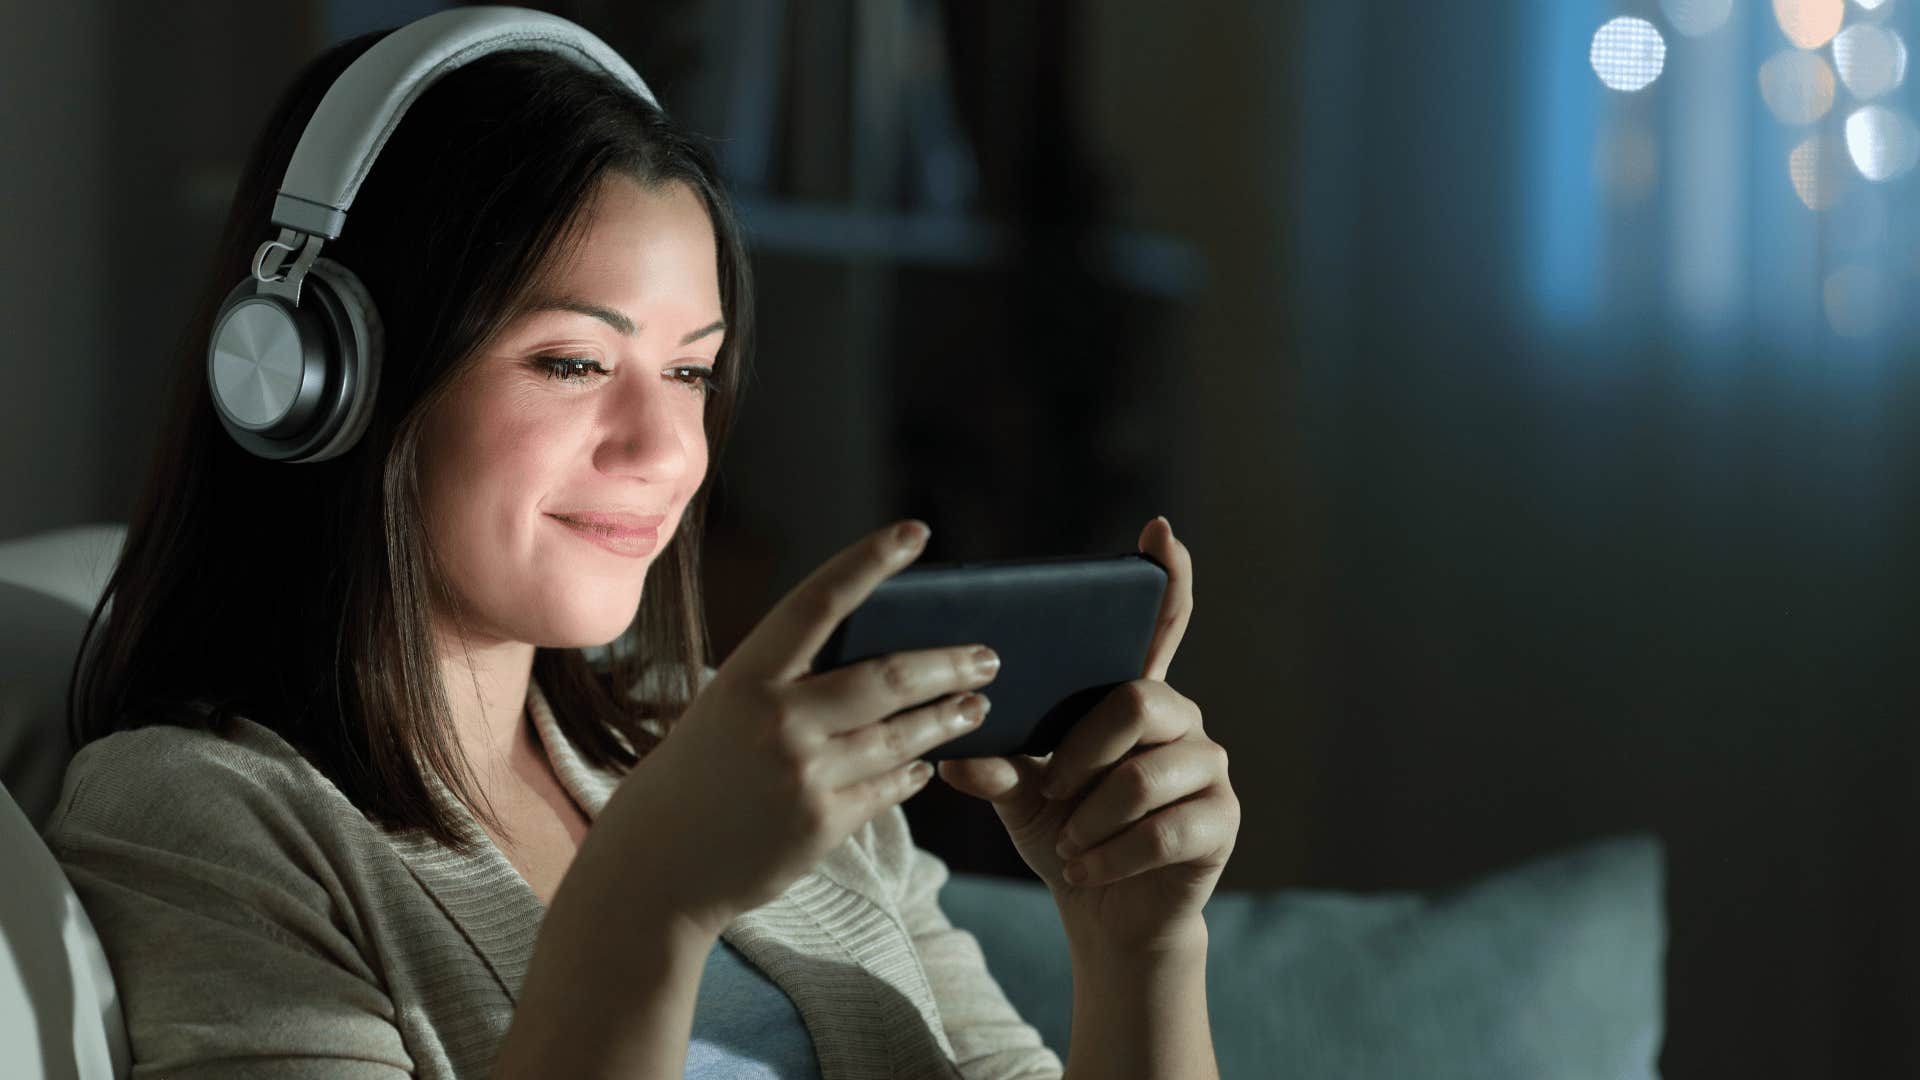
[0,523,125,832]
[939,832,1664,1080]
[0,783,131,1080]
[0,582,91,832]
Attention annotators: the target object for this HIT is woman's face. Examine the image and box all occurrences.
[417,174,721,651]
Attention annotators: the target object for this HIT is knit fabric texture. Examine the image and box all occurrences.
[41,670,1063,1079]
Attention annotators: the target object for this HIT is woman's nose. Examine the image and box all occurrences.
[596,379,692,475]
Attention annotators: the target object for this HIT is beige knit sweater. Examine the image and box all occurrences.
[41,672,1064,1079]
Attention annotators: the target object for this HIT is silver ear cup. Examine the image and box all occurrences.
[206,255,383,462]
[207,282,325,443]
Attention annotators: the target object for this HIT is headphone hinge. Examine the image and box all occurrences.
[250,228,325,305]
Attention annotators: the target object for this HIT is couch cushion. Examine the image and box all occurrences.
[0,582,91,831]
[0,523,124,832]
[0,784,130,1080]
[939,832,1664,1080]
[0,524,125,616]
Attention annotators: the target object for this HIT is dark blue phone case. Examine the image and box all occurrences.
[808,551,1169,762]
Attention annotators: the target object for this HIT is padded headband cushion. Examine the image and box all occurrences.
[273,6,660,239]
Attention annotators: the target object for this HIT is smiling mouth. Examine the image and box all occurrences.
[549,514,660,557]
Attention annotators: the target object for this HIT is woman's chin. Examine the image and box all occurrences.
[533,583,642,637]
[526,607,641,652]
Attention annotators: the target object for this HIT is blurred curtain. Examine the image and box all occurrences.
[1283,1,1918,1077]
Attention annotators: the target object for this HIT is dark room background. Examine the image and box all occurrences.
[4,1,1916,1075]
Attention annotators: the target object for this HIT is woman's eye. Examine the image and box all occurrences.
[670,366,718,396]
[536,356,716,397]
[536,356,607,383]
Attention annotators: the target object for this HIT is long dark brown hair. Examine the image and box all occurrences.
[67,28,756,856]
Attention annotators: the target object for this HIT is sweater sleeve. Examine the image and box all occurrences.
[40,729,415,1079]
[873,804,1065,1080]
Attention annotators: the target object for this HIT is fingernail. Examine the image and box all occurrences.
[1155,515,1170,531]
[896,520,930,552]
[949,693,987,728]
[1063,861,1087,884]
[970,646,1001,678]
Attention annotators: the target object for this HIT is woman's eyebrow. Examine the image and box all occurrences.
[516,294,725,344]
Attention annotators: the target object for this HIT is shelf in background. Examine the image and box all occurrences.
[731,195,1206,298]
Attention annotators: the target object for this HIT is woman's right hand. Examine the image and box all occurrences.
[587,519,1000,940]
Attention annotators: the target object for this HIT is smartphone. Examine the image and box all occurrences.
[808,550,1169,762]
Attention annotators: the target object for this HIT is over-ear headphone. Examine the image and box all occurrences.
[206,6,660,462]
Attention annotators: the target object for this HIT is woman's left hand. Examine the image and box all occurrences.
[936,517,1239,953]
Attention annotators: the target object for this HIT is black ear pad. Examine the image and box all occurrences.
[301,257,384,462]
[206,256,384,463]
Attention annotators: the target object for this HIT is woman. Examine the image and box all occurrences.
[48,16,1238,1080]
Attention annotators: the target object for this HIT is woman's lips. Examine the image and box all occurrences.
[548,514,660,557]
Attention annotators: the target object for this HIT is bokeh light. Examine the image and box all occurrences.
[1661,0,1735,36]
[1845,105,1920,180]
[1591,17,1668,92]
[1760,49,1839,123]
[1790,134,1852,208]
[1853,0,1891,10]
[1831,24,1908,99]
[1774,0,1847,49]
[1823,264,1892,337]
